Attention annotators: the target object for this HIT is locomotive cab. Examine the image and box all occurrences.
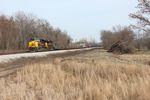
[28,38,54,51]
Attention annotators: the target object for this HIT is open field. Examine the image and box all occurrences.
[0,49,150,100]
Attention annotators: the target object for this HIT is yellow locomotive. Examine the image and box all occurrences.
[28,38,54,51]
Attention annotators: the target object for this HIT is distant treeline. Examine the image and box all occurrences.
[101,26,150,51]
[0,12,71,50]
[101,26,134,50]
[101,0,150,51]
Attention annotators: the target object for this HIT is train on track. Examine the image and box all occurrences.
[28,38,101,52]
[28,38,55,51]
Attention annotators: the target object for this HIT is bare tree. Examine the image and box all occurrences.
[130,0,150,30]
[101,30,116,49]
[101,26,135,49]
[14,11,37,49]
[0,15,19,50]
[0,12,72,51]
[130,0,150,50]
[53,29,71,49]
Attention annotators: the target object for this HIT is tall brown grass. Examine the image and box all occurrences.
[0,50,150,100]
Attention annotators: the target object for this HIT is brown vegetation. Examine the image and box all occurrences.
[101,26,135,52]
[130,0,150,30]
[100,0,150,51]
[0,50,150,100]
[107,41,133,54]
[129,0,150,50]
[0,12,71,50]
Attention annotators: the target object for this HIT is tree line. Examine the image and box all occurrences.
[0,12,71,50]
[101,0,150,51]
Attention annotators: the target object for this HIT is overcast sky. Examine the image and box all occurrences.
[0,0,138,42]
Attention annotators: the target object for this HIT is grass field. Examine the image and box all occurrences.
[0,49,150,100]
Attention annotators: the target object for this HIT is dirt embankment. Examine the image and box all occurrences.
[0,49,150,100]
[0,48,97,78]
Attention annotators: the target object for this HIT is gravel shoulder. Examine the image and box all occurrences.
[0,48,94,63]
[0,48,97,78]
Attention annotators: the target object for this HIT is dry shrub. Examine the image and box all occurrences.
[0,51,150,100]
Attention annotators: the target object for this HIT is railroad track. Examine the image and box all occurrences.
[0,47,98,55]
[0,48,98,63]
[0,47,99,78]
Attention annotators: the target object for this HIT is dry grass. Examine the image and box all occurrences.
[0,50,150,100]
